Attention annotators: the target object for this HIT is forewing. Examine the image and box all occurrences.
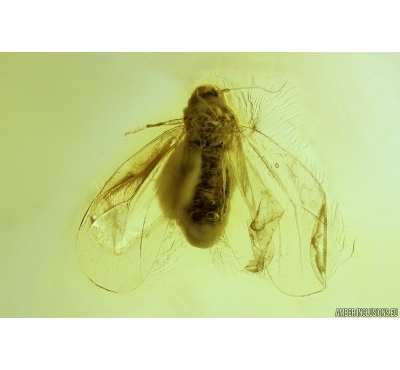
[77,126,184,292]
[225,127,326,296]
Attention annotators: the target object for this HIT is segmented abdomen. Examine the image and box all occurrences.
[186,133,229,225]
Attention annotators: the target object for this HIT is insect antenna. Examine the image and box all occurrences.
[125,118,183,136]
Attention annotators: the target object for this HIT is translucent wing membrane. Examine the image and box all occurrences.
[225,127,327,296]
[77,126,184,292]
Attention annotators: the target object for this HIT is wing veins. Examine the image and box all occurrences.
[81,127,185,226]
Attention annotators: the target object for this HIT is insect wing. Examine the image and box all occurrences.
[226,128,326,296]
[77,126,184,292]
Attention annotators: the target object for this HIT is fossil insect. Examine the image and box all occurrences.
[77,83,342,296]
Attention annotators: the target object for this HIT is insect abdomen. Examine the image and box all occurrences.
[187,140,227,223]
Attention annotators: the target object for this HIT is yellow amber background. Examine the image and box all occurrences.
[0,53,399,317]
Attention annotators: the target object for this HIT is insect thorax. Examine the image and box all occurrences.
[179,85,238,245]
